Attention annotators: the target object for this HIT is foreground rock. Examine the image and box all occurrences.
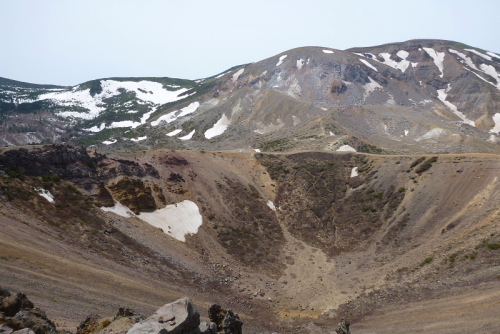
[208,304,243,334]
[127,298,201,334]
[0,287,56,334]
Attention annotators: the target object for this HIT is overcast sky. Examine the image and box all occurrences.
[1,0,499,86]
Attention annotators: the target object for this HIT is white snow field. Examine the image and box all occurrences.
[137,200,203,242]
[102,139,117,145]
[322,50,334,54]
[35,80,190,120]
[350,167,359,178]
[205,114,231,139]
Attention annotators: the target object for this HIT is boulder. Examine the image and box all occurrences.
[0,324,14,334]
[76,314,101,334]
[126,298,200,334]
[335,318,350,334]
[198,322,216,334]
[9,308,57,334]
[1,293,34,317]
[207,305,242,334]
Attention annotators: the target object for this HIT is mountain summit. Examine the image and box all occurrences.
[1,39,499,154]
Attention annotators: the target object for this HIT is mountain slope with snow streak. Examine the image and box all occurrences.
[1,39,499,154]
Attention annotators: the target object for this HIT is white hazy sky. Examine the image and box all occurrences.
[1,0,499,86]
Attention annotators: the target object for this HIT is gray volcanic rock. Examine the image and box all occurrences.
[126,298,200,334]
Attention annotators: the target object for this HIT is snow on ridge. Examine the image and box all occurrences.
[465,49,492,61]
[232,68,245,81]
[479,64,500,89]
[151,102,200,126]
[322,50,334,54]
[437,85,475,127]
[205,114,231,139]
[179,130,195,140]
[336,145,356,152]
[378,52,410,72]
[359,59,378,72]
[276,55,287,66]
[449,49,479,70]
[166,129,182,137]
[36,80,190,120]
[487,51,500,59]
[422,48,445,78]
[491,113,500,134]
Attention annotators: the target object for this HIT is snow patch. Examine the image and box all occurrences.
[364,77,382,97]
[205,114,231,139]
[487,51,500,59]
[101,201,133,218]
[296,58,305,70]
[254,149,261,152]
[422,48,445,77]
[322,50,334,54]
[437,85,475,126]
[491,113,500,134]
[130,136,147,142]
[137,200,202,242]
[336,145,356,152]
[232,68,244,82]
[179,130,195,140]
[166,129,182,137]
[449,49,478,70]
[36,80,190,120]
[350,167,359,178]
[404,130,409,136]
[465,49,492,61]
[151,102,200,126]
[479,64,500,89]
[267,201,276,211]
[359,59,377,72]
[276,55,287,66]
[102,139,117,145]
[378,52,410,72]
[35,188,54,203]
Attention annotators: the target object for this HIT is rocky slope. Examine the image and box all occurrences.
[1,39,500,154]
[0,145,498,333]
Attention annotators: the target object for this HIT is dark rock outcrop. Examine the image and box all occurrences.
[207,304,243,334]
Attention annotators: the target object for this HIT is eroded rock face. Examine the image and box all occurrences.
[126,298,200,334]
[108,178,157,214]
